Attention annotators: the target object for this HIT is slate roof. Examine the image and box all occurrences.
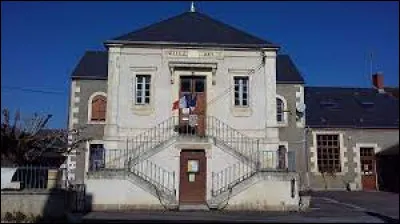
[276,55,304,84]
[71,51,108,80]
[305,87,399,128]
[105,11,278,48]
[71,51,303,83]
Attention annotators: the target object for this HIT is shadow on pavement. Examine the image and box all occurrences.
[365,211,399,223]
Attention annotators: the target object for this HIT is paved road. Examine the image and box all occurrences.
[310,191,399,220]
[80,191,399,223]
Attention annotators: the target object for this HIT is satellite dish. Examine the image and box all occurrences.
[296,103,306,113]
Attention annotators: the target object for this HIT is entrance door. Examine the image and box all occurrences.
[179,150,207,204]
[179,76,206,136]
[360,147,377,191]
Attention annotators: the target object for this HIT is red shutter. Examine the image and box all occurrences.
[98,97,107,121]
[91,95,107,121]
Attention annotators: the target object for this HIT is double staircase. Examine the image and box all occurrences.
[87,116,292,210]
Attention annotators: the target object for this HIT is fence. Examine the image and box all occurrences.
[1,165,66,190]
[259,150,296,172]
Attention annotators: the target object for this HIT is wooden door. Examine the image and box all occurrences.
[179,76,206,136]
[360,147,377,191]
[179,150,207,204]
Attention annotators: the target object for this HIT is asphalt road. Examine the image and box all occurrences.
[80,191,399,223]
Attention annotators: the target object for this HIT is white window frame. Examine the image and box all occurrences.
[87,92,107,124]
[276,95,288,126]
[130,67,157,116]
[233,76,249,107]
[135,74,151,105]
[310,131,347,176]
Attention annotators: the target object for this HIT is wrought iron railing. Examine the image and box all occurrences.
[212,150,295,197]
[87,115,297,200]
[87,148,176,197]
[125,116,180,163]
[1,165,65,190]
[211,161,257,196]
[123,115,260,166]
[206,116,260,165]
[129,159,176,196]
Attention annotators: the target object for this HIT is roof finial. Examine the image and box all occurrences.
[190,1,195,12]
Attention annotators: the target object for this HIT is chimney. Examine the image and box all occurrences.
[372,72,385,93]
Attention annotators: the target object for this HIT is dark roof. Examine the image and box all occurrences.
[305,87,399,128]
[71,51,108,80]
[105,11,277,48]
[276,55,304,84]
[71,51,303,83]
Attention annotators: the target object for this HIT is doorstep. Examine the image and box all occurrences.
[178,204,210,211]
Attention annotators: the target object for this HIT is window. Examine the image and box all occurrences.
[89,144,105,171]
[135,75,151,105]
[234,76,249,107]
[316,134,341,173]
[277,98,284,122]
[91,95,107,121]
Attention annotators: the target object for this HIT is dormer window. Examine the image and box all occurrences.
[320,100,340,110]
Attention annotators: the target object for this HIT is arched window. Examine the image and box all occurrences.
[90,95,107,122]
[277,97,284,123]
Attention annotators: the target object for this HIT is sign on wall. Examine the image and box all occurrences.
[166,50,223,58]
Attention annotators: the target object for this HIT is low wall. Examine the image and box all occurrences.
[224,173,300,211]
[1,190,69,219]
[86,178,163,211]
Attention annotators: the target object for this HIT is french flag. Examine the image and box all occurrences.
[172,95,188,111]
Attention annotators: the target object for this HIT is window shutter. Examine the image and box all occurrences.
[98,97,107,121]
[91,98,100,121]
[91,95,107,121]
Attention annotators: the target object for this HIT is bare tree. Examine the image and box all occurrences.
[1,108,91,166]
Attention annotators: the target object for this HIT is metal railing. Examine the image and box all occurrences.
[1,165,65,190]
[259,150,296,171]
[212,150,296,197]
[129,159,176,196]
[87,115,297,199]
[212,161,257,196]
[125,116,179,162]
[206,116,260,165]
[87,148,176,197]
[118,115,261,167]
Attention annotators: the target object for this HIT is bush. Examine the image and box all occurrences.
[14,211,27,222]
[4,212,14,221]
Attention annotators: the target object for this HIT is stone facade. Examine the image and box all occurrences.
[276,84,307,189]
[306,128,399,190]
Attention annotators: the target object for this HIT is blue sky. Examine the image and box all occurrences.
[1,1,398,128]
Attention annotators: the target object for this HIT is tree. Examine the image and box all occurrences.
[1,108,91,166]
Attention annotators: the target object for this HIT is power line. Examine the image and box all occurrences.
[1,86,66,95]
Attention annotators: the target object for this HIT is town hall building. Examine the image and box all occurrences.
[67,5,399,211]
